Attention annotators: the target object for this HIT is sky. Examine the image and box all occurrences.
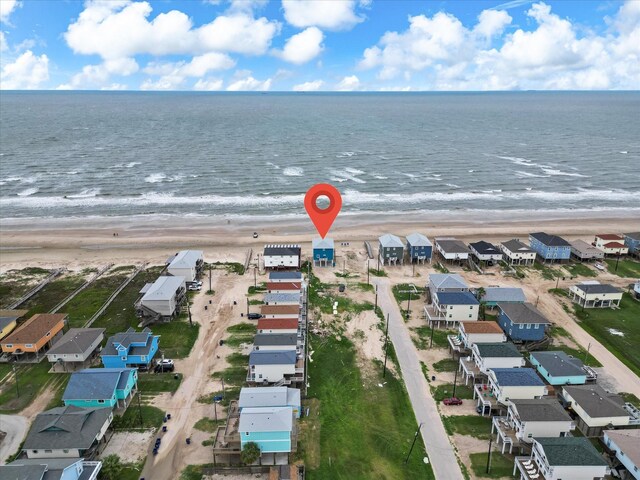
[0,0,638,91]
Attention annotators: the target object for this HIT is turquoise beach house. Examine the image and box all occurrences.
[312,237,335,267]
[529,351,587,385]
[100,327,159,369]
[238,406,295,454]
[63,368,138,409]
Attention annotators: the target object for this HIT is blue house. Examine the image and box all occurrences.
[498,303,550,342]
[481,287,526,308]
[100,327,159,369]
[312,237,335,267]
[238,406,294,453]
[63,368,138,409]
[624,232,640,257]
[406,233,432,263]
[238,387,301,418]
[529,232,571,262]
[529,351,587,385]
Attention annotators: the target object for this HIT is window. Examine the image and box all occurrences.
[98,399,105,404]
[245,432,250,436]
[45,450,52,453]
[519,324,524,329]
[46,332,51,337]
[63,449,69,453]
[5,344,12,348]
[526,324,531,329]
[258,374,262,379]
[470,306,473,309]
[469,315,473,318]
[534,324,539,329]
[528,433,533,438]
[25,344,33,348]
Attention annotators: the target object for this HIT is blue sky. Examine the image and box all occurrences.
[1,0,638,90]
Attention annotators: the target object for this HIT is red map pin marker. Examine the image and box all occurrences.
[304,183,342,239]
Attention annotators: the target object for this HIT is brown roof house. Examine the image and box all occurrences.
[1,313,67,360]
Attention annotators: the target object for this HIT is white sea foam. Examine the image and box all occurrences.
[283,167,304,177]
[345,167,365,175]
[330,177,348,183]
[336,152,355,158]
[373,175,388,180]
[446,183,461,189]
[619,151,628,154]
[330,169,367,184]
[266,162,280,169]
[540,168,588,178]
[515,171,551,178]
[67,171,79,175]
[401,173,417,179]
[126,162,141,168]
[494,155,538,167]
[17,187,39,196]
[67,188,101,198]
[144,173,185,183]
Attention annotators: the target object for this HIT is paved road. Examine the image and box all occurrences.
[0,415,28,465]
[374,278,464,480]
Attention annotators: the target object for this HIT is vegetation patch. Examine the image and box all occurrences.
[410,326,454,349]
[563,263,598,278]
[469,451,514,478]
[225,322,256,347]
[620,392,640,409]
[434,263,450,274]
[432,358,459,372]
[64,273,131,328]
[430,384,474,402]
[152,320,200,359]
[531,262,563,280]
[0,267,51,308]
[111,405,165,430]
[604,258,640,278]
[368,268,387,277]
[23,273,86,316]
[197,386,241,407]
[442,415,492,439]
[0,362,55,413]
[137,373,183,393]
[548,288,569,297]
[194,417,223,432]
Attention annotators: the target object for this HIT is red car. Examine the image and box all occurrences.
[443,397,463,406]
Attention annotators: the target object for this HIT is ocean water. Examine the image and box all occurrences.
[0,91,639,221]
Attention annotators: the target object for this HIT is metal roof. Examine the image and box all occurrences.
[562,385,628,418]
[253,333,298,346]
[491,368,545,387]
[483,287,526,304]
[510,399,572,422]
[570,240,604,257]
[264,245,301,256]
[435,238,469,254]
[0,317,17,332]
[530,351,585,377]
[406,233,431,247]
[535,437,608,467]
[604,430,640,468]
[501,239,534,253]
[260,305,300,315]
[63,368,135,401]
[24,406,112,450]
[429,273,468,290]
[379,234,404,248]
[530,232,570,247]
[312,237,335,249]
[238,387,301,409]
[47,328,105,356]
[499,302,550,325]
[0,464,47,480]
[238,406,293,433]
[2,459,100,480]
[249,350,297,365]
[574,283,621,295]
[168,250,203,269]
[269,272,302,281]
[475,342,522,358]
[266,282,301,291]
[435,291,479,305]
[625,232,640,241]
[470,241,501,255]
[263,293,301,304]
[141,276,184,301]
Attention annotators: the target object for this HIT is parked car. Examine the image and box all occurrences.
[443,397,463,406]
[247,313,262,320]
[188,285,201,291]
[155,359,175,373]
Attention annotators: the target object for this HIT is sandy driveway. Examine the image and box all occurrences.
[0,415,27,465]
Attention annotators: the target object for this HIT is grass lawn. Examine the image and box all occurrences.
[432,359,458,372]
[368,268,387,277]
[304,334,434,480]
[0,361,56,413]
[112,404,165,429]
[469,451,514,478]
[410,327,455,349]
[225,322,256,347]
[152,320,200,359]
[442,415,492,440]
[563,263,598,278]
[193,417,224,432]
[551,344,603,368]
[137,372,183,393]
[308,269,373,315]
[22,274,86,315]
[573,293,640,377]
[531,262,563,280]
[430,384,474,402]
[605,258,640,278]
[119,463,145,480]
[64,272,131,328]
[620,392,640,408]
[0,267,51,309]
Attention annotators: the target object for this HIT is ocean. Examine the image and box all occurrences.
[1,91,639,223]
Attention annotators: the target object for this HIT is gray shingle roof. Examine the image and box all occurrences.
[406,233,431,247]
[23,406,112,450]
[238,406,293,433]
[530,232,570,247]
[436,238,469,254]
[530,351,585,377]
[263,293,300,304]
[562,385,628,418]
[501,239,534,253]
[238,387,301,409]
[141,276,184,302]
[0,464,47,480]
[476,342,522,358]
[482,287,526,303]
[168,250,203,269]
[510,399,572,422]
[499,302,550,325]
[570,240,604,257]
[101,327,154,356]
[63,368,134,401]
[574,283,621,295]
[269,272,302,281]
[429,273,468,290]
[379,234,404,248]
[491,368,545,387]
[3,458,92,480]
[625,232,640,241]
[249,350,296,365]
[47,328,104,356]
[535,437,607,467]
[253,334,298,347]
[470,241,501,255]
[0,317,17,332]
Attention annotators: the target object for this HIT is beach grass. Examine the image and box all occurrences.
[111,404,165,429]
[152,320,200,359]
[430,384,474,402]
[531,262,563,280]
[605,258,640,278]
[22,274,86,315]
[0,361,56,413]
[137,372,183,393]
[573,293,640,377]
[432,358,459,372]
[410,326,454,349]
[193,417,223,433]
[303,334,434,480]
[469,452,514,478]
[563,263,598,278]
[442,415,492,440]
[0,267,51,309]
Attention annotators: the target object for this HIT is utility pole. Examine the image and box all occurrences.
[343,259,346,276]
[486,417,494,473]
[137,391,143,427]
[246,297,249,317]
[221,376,226,397]
[556,276,560,289]
[12,364,20,397]
[374,285,378,311]
[187,301,193,327]
[209,264,212,292]
[615,253,621,272]
[584,342,591,365]
[254,266,257,288]
[452,363,459,398]
[377,252,380,272]
[383,313,390,378]
[412,261,415,277]
[404,423,423,464]
[430,321,435,348]
[367,260,370,285]
[406,292,412,320]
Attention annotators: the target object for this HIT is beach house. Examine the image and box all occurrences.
[448,321,506,354]
[268,272,303,283]
[529,351,589,385]
[137,275,186,322]
[312,237,335,266]
[498,303,550,342]
[500,239,536,266]
[603,429,640,480]
[569,282,623,308]
[481,287,526,308]
[595,234,629,256]
[405,233,432,263]
[238,387,301,418]
[378,234,405,265]
[560,384,631,437]
[260,305,299,319]
[0,309,27,341]
[434,238,470,263]
[167,250,204,282]
[23,405,113,459]
[1,458,102,480]
[491,399,574,454]
[570,240,605,261]
[247,350,301,385]
[513,437,609,480]
[624,232,640,258]
[266,282,301,294]
[428,273,469,294]
[238,406,296,454]
[63,368,138,410]
[529,232,571,263]
[425,291,479,327]
[253,333,299,352]
[460,342,524,386]
[469,241,503,265]
[257,319,299,335]
[100,327,159,369]
[475,368,547,415]
[46,328,105,371]
[0,313,67,360]
[263,293,301,306]
[263,245,301,269]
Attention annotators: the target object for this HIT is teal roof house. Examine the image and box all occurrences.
[529,351,588,385]
[238,406,296,454]
[239,387,301,418]
[100,327,159,368]
[63,368,138,409]
[481,287,526,308]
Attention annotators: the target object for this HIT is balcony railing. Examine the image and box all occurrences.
[514,456,547,480]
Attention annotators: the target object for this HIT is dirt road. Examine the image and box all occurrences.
[0,414,27,465]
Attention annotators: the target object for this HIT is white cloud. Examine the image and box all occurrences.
[335,75,360,91]
[0,0,20,23]
[292,79,324,91]
[64,1,280,60]
[0,31,7,51]
[474,9,512,38]
[100,83,128,90]
[63,57,139,89]
[0,50,49,89]
[282,0,362,31]
[193,78,224,91]
[226,74,271,91]
[276,27,324,64]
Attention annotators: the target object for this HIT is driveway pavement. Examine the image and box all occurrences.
[0,414,28,465]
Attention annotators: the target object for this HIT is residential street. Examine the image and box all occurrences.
[374,278,464,480]
[0,415,27,465]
